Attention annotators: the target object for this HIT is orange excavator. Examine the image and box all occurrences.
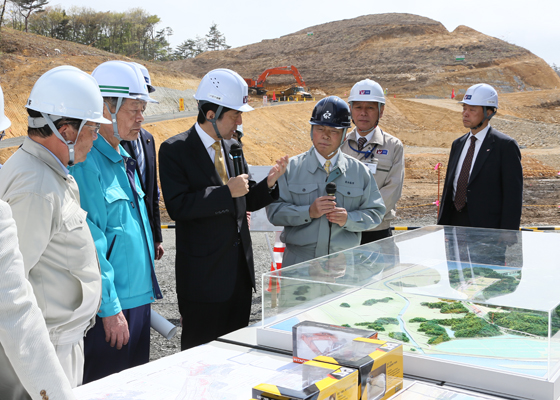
[244,65,312,100]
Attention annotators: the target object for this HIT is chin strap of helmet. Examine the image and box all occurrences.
[198,101,224,140]
[29,113,86,166]
[104,98,124,141]
[473,106,496,130]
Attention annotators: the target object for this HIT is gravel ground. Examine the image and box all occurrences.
[149,217,427,361]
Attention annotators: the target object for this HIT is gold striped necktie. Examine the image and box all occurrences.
[324,160,331,174]
[212,141,228,184]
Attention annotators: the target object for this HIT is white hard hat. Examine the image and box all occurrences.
[92,60,157,103]
[348,79,385,104]
[130,62,155,93]
[460,83,499,109]
[26,65,111,124]
[194,68,253,112]
[26,65,111,165]
[0,85,11,132]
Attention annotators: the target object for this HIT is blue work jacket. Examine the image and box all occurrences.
[70,136,162,318]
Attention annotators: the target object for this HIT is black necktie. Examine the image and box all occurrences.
[454,136,477,211]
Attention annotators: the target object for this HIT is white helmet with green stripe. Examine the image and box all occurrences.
[92,60,157,140]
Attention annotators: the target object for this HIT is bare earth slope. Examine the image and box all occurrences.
[169,13,560,96]
[0,27,199,141]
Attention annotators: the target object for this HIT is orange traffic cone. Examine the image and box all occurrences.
[267,231,285,293]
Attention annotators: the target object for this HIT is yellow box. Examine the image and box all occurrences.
[313,338,403,400]
[252,360,359,400]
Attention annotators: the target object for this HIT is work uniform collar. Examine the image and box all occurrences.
[94,134,128,164]
[21,136,69,179]
[307,147,348,176]
[348,126,383,146]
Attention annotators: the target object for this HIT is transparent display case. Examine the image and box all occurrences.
[258,226,560,399]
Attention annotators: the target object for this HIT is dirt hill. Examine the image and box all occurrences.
[169,13,560,97]
[0,27,199,140]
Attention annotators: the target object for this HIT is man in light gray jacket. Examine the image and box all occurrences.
[340,79,404,243]
[267,96,385,267]
[0,66,109,396]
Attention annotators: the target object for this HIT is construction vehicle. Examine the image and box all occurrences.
[244,65,313,100]
[279,85,313,101]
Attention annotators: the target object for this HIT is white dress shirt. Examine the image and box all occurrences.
[452,125,490,199]
[195,122,230,179]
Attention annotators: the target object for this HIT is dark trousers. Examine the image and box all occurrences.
[83,304,151,384]
[179,245,253,351]
[360,228,392,245]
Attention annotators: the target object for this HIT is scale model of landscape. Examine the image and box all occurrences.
[276,264,560,378]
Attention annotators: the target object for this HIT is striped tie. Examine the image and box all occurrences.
[131,139,145,186]
[357,137,367,151]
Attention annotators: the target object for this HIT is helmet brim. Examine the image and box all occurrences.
[91,116,112,124]
[236,104,253,112]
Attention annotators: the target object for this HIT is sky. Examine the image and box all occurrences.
[50,0,560,67]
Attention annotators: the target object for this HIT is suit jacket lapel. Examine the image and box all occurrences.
[469,127,494,184]
[447,133,468,186]
[187,128,223,186]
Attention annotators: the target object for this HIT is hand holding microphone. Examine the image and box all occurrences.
[323,182,348,227]
[227,143,249,197]
[309,182,337,219]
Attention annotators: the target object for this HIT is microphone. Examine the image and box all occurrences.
[230,143,244,176]
[326,182,337,197]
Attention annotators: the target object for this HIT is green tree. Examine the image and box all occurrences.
[205,22,230,51]
[13,0,48,32]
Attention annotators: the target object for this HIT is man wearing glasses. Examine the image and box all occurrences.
[0,66,109,395]
[70,61,163,383]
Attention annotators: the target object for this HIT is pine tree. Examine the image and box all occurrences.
[205,22,230,51]
[13,0,48,32]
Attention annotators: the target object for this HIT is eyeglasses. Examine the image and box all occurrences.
[83,124,101,135]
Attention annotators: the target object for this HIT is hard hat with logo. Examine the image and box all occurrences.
[92,61,157,140]
[130,62,155,93]
[195,68,253,112]
[194,68,253,139]
[460,83,499,109]
[310,96,351,129]
[348,79,385,132]
[26,65,111,165]
[0,85,11,132]
[460,83,498,128]
[309,96,351,153]
[348,79,385,104]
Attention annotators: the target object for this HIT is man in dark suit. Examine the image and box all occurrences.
[121,63,163,260]
[159,68,288,350]
[437,83,523,230]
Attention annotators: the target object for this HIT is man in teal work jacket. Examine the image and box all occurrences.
[70,61,162,383]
